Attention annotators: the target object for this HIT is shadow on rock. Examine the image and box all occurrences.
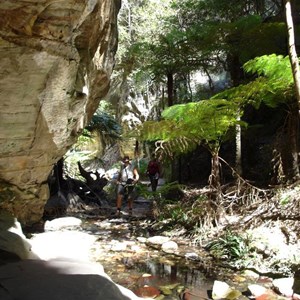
[0,259,144,300]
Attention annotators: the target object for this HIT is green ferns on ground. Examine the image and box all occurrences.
[205,231,250,261]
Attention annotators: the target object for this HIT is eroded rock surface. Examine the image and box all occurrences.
[0,0,121,224]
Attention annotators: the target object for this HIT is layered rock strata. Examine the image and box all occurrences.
[0,0,121,224]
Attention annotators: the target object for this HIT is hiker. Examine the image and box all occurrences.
[146,153,160,192]
[115,156,139,216]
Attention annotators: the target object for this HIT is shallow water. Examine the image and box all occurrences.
[100,250,214,299]
[128,258,214,299]
[78,201,263,299]
[82,215,216,299]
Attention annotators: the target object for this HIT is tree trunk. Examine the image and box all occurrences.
[178,155,182,184]
[284,0,300,180]
[167,72,174,107]
[77,161,108,192]
[227,53,244,178]
[285,0,300,106]
[287,103,300,180]
[235,116,242,176]
[208,152,221,194]
[227,53,242,87]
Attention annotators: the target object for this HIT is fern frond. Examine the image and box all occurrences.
[139,98,242,156]
[244,54,293,82]
[214,54,296,109]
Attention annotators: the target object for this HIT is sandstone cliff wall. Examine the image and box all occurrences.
[0,0,121,224]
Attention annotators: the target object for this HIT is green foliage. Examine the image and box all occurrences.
[165,0,286,75]
[65,103,121,175]
[162,100,242,141]
[168,206,189,224]
[237,22,286,63]
[139,99,244,156]
[280,195,291,206]
[116,0,175,79]
[157,201,189,225]
[214,54,296,108]
[115,0,287,120]
[153,187,222,233]
[206,231,250,260]
[77,128,94,142]
[137,158,148,176]
[244,54,293,81]
[86,109,122,140]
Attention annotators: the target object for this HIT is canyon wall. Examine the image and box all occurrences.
[0,0,121,224]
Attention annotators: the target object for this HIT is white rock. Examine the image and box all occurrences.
[147,236,170,245]
[0,211,38,259]
[131,245,142,252]
[0,259,149,300]
[185,252,199,260]
[161,241,178,252]
[44,217,82,231]
[273,278,294,297]
[30,231,97,261]
[111,243,127,252]
[136,237,147,243]
[248,284,267,297]
[212,280,233,300]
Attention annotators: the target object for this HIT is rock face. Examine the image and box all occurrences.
[0,0,121,224]
[0,259,148,300]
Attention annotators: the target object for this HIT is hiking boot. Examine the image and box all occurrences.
[110,209,121,217]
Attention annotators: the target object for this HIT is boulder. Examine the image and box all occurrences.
[0,259,148,300]
[0,211,37,261]
[0,0,121,224]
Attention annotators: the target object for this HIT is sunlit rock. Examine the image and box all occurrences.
[212,280,241,300]
[161,241,178,253]
[248,284,268,297]
[44,216,82,231]
[111,242,128,252]
[0,211,37,260]
[0,0,121,224]
[30,231,97,261]
[185,252,199,260]
[146,236,170,247]
[273,277,294,297]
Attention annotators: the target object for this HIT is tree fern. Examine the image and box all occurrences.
[139,99,244,155]
[86,109,122,140]
[214,55,295,108]
[243,54,293,82]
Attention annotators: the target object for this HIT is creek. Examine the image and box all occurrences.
[36,193,283,300]
[77,197,257,300]
[82,215,216,299]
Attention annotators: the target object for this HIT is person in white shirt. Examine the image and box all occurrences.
[115,156,139,216]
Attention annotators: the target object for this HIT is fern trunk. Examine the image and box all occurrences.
[209,152,221,193]
[285,0,300,106]
[235,117,242,176]
[287,103,300,180]
[284,0,300,181]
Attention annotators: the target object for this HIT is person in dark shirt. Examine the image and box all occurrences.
[146,154,160,192]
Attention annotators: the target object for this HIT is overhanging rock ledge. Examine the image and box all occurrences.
[0,0,121,224]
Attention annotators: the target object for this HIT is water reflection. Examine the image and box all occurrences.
[82,217,214,298]
[122,255,213,299]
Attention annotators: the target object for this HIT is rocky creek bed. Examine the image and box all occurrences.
[2,189,300,300]
[25,194,300,300]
